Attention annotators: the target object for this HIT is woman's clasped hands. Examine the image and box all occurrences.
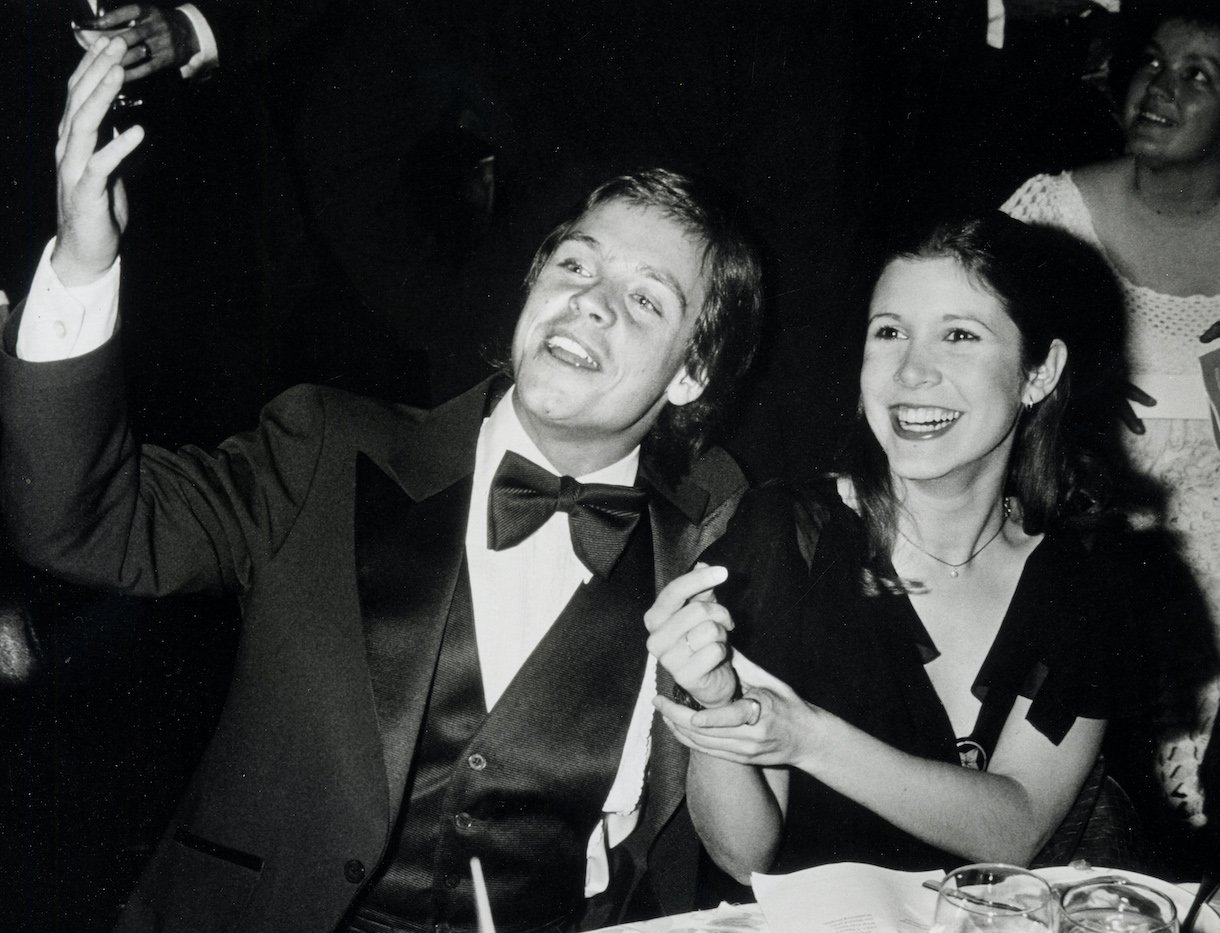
[645,564,820,770]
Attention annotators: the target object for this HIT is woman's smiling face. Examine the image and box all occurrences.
[861,256,1036,490]
[1123,18,1220,168]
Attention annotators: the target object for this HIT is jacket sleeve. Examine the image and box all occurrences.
[0,327,325,599]
[187,0,334,70]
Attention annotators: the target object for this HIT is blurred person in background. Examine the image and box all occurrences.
[1003,0,1220,868]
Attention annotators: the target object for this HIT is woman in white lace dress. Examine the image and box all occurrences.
[1003,1,1220,834]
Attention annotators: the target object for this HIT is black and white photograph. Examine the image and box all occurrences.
[0,2,1217,931]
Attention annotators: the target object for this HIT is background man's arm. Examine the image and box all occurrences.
[80,0,334,81]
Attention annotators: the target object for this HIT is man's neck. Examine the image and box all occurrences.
[509,393,643,478]
[531,432,640,478]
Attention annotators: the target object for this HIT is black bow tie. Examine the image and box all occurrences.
[487,451,649,578]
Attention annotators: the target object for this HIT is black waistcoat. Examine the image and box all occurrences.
[350,520,654,933]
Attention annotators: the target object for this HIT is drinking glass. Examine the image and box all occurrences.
[69,0,145,115]
[1060,881,1179,933]
[931,864,1055,933]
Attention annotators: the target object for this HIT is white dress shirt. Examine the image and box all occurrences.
[17,243,657,896]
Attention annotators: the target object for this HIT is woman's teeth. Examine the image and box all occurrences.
[896,406,961,432]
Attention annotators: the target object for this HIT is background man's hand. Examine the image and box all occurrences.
[52,39,146,286]
[76,4,200,82]
[1118,381,1156,436]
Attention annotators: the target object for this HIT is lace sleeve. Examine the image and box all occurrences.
[1001,173,1063,224]
[1000,172,1102,251]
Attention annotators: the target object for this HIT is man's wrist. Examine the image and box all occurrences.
[49,241,117,289]
[672,670,743,711]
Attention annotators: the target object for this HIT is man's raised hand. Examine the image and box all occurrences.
[52,39,145,287]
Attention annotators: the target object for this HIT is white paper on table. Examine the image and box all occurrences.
[752,863,943,933]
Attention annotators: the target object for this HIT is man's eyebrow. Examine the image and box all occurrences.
[562,231,601,251]
[560,231,688,315]
[634,262,686,315]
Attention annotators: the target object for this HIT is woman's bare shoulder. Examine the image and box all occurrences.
[1072,157,1131,204]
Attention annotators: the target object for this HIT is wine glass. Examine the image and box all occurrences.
[1060,881,1179,933]
[69,0,145,115]
[931,864,1055,933]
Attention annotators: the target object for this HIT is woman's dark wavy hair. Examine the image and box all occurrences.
[523,168,764,480]
[844,213,1122,591]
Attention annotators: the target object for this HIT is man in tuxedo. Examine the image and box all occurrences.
[0,40,763,933]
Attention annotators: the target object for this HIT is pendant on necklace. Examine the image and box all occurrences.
[949,569,959,578]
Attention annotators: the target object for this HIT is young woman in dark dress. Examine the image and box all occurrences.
[645,214,1119,893]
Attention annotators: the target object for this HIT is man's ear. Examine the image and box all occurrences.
[665,365,707,407]
[1024,338,1068,406]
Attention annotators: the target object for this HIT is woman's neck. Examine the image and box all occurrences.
[894,478,1009,567]
[1131,157,1220,220]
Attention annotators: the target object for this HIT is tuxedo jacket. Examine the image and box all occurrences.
[0,331,745,933]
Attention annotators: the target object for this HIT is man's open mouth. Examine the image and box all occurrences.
[545,335,600,370]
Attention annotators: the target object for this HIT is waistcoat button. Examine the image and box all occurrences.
[445,872,461,888]
[454,812,475,831]
[344,859,366,883]
[467,753,487,771]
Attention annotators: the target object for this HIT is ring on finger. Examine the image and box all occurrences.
[683,632,696,654]
[743,696,763,726]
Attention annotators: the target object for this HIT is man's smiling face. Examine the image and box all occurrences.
[510,199,709,472]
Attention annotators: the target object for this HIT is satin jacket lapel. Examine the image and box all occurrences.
[355,455,472,825]
[642,667,688,838]
[352,377,503,826]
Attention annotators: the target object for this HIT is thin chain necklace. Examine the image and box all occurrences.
[897,499,1012,579]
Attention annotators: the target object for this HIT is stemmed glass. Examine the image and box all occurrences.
[69,0,145,119]
[1060,881,1180,933]
[931,864,1055,933]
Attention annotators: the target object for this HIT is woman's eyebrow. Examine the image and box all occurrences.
[942,313,997,335]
